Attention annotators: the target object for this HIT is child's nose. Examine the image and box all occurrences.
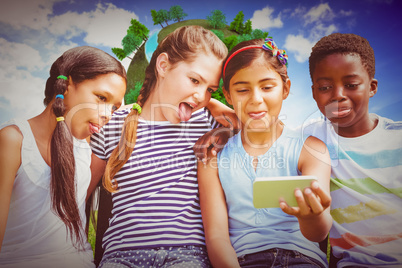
[98,104,113,124]
[251,89,263,103]
[193,90,208,104]
[331,86,346,101]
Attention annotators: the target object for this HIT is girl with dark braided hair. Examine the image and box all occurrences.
[0,46,126,267]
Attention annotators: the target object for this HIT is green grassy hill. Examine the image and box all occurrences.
[125,44,147,95]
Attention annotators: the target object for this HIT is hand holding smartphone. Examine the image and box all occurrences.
[253,175,317,208]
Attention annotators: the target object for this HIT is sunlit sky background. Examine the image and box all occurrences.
[1,0,401,128]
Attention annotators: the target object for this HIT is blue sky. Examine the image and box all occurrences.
[1,0,401,128]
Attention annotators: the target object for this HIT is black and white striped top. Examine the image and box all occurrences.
[90,107,220,255]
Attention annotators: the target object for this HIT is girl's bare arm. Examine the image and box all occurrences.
[0,126,22,251]
[198,154,241,268]
[86,153,106,201]
[282,136,332,242]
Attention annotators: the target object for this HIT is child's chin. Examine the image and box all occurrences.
[326,117,351,128]
[170,115,182,124]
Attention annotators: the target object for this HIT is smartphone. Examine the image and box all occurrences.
[253,175,317,208]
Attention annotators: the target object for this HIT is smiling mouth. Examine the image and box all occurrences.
[249,111,266,120]
[89,123,101,134]
[328,108,352,118]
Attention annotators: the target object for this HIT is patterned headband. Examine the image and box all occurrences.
[223,37,288,78]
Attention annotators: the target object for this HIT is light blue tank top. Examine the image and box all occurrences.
[217,126,327,267]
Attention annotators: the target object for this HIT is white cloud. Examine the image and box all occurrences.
[47,11,90,39]
[309,23,337,41]
[2,2,139,49]
[0,38,45,71]
[0,39,46,121]
[0,1,138,123]
[303,3,334,25]
[339,10,354,16]
[0,0,62,30]
[284,3,338,63]
[84,3,138,47]
[284,21,337,64]
[46,3,139,48]
[291,6,306,17]
[251,6,283,30]
[284,34,315,63]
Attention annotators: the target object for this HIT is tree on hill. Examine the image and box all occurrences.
[125,81,143,104]
[111,19,149,61]
[251,29,269,39]
[122,33,143,58]
[229,11,244,34]
[170,5,187,22]
[158,9,171,26]
[111,47,126,61]
[207,10,227,29]
[151,9,164,28]
[243,19,252,35]
[211,29,225,42]
[224,35,239,51]
[237,34,252,43]
[128,19,149,41]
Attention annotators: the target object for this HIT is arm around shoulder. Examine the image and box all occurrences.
[206,98,239,130]
[197,153,241,268]
[0,126,23,251]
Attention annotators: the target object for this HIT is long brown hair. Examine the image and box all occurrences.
[44,46,126,248]
[103,25,228,193]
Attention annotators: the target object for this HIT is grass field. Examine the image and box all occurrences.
[87,211,97,254]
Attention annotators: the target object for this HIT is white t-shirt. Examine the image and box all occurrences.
[0,119,95,268]
[301,114,402,267]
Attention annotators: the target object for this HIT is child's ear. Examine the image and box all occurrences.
[222,87,233,105]
[369,78,378,98]
[282,79,291,100]
[63,76,73,97]
[156,53,169,78]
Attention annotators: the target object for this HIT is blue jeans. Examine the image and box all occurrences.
[237,248,326,268]
[99,245,211,268]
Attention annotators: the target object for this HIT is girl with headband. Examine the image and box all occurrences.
[0,46,127,267]
[89,25,235,267]
[197,38,332,267]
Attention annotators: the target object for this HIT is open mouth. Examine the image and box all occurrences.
[89,122,101,134]
[178,102,196,122]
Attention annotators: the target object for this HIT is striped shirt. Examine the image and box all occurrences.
[90,107,220,255]
[302,114,402,267]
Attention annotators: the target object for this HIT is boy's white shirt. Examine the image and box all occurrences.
[299,114,402,267]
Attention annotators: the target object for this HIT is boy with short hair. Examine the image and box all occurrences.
[303,32,402,267]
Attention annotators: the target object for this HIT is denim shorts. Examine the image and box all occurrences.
[99,245,211,268]
[237,248,326,268]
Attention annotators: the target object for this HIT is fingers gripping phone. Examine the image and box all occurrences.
[253,176,317,208]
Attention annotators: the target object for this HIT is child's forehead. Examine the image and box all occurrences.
[320,52,361,63]
[313,53,368,77]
